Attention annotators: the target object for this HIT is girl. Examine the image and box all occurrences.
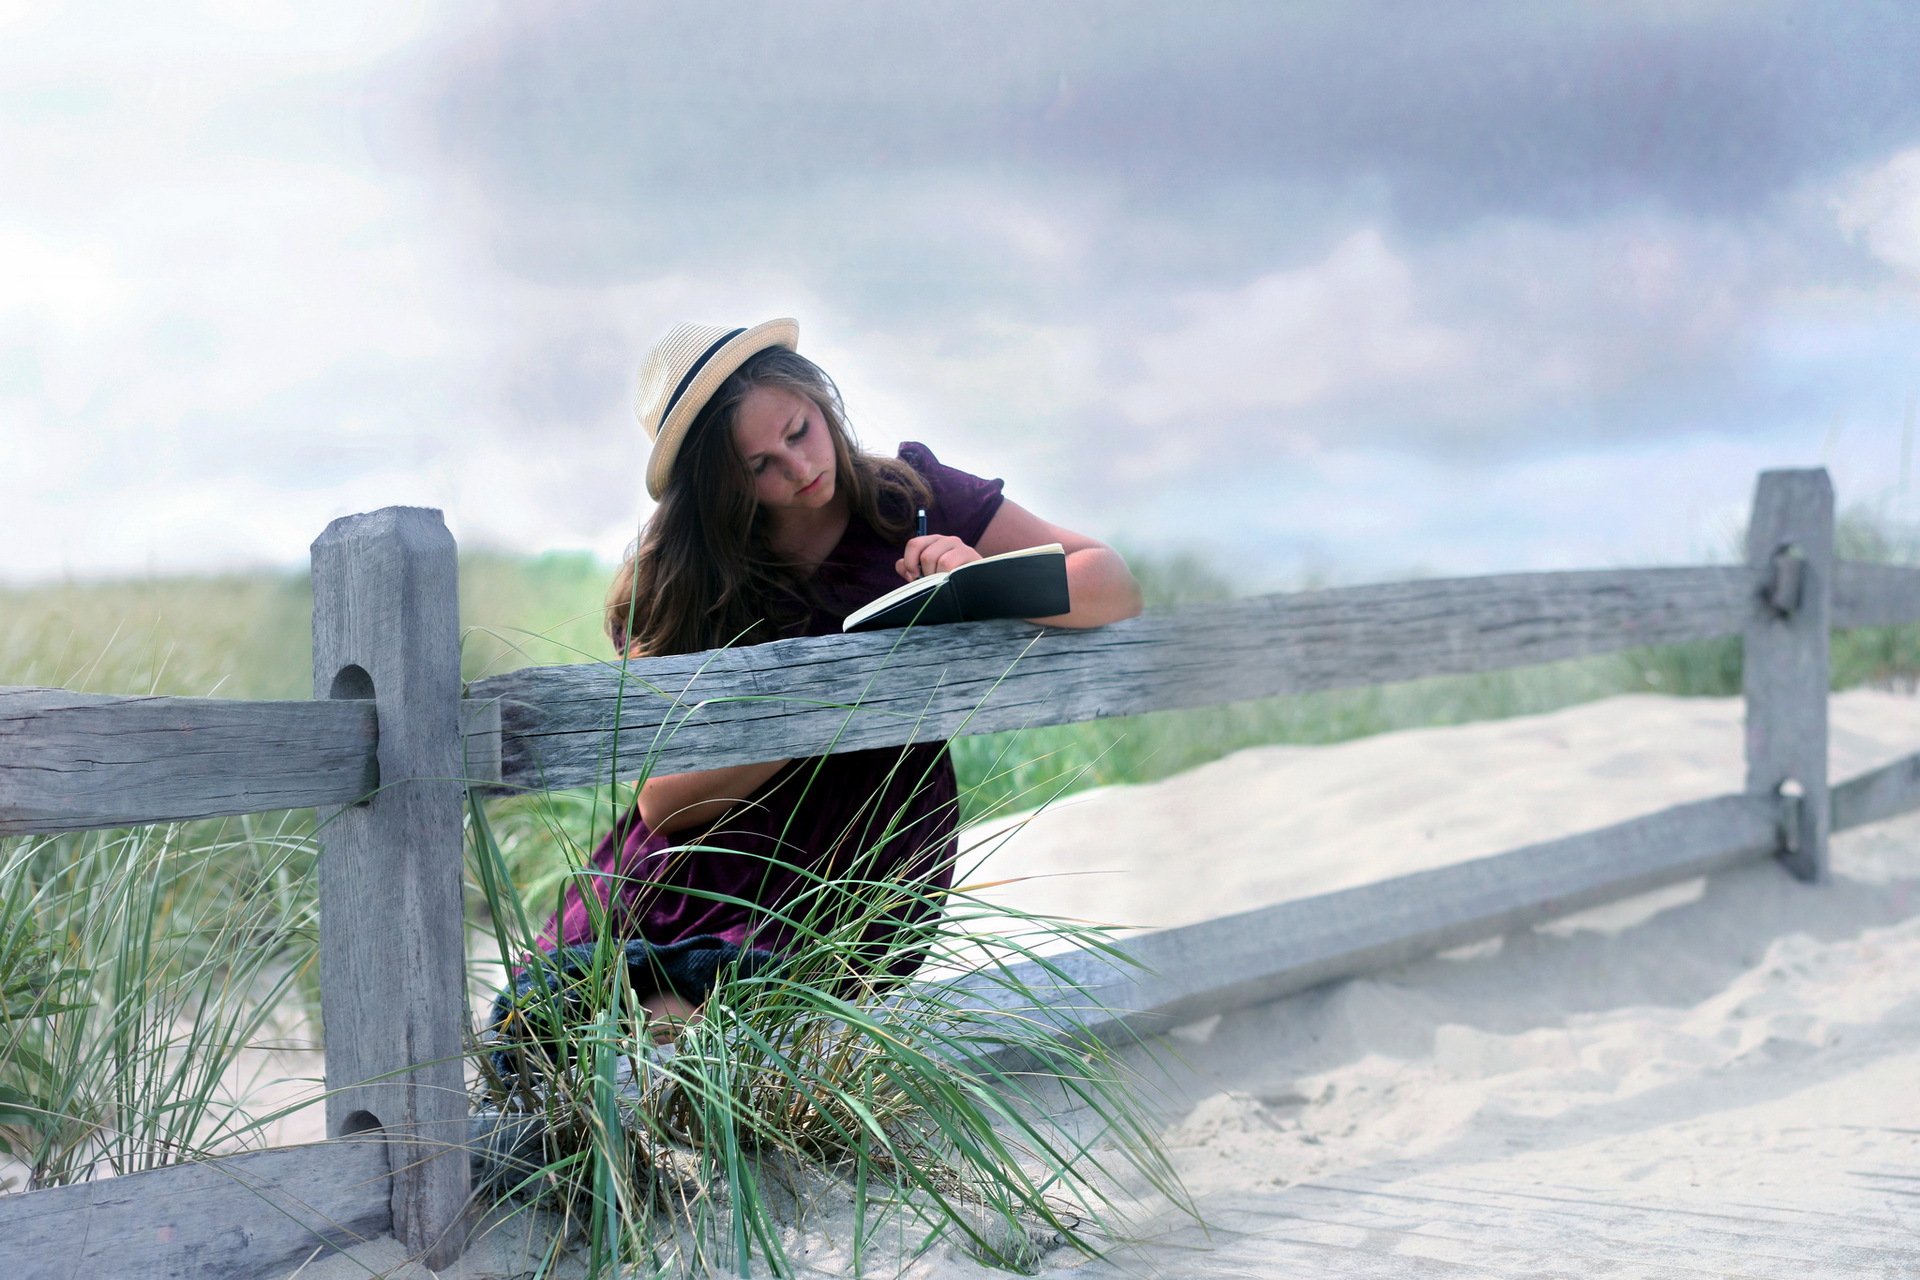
[530,317,1142,1040]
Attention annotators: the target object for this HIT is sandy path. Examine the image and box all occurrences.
[288,688,1920,1275]
[974,689,1920,1277]
[960,688,1917,931]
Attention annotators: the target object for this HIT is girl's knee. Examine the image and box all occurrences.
[642,990,700,1044]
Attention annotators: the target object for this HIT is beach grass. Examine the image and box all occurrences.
[1,515,1916,1231]
[0,814,317,1190]
[7,526,1919,923]
[465,748,1192,1276]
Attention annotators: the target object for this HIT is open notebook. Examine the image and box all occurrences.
[842,543,1070,632]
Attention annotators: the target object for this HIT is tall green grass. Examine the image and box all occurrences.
[2,512,1915,1229]
[0,548,612,700]
[0,814,316,1189]
[466,756,1191,1277]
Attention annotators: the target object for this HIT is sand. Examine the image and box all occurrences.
[297,688,1920,1276]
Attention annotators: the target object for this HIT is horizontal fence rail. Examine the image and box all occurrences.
[1833,560,1920,628]
[951,742,1920,1063]
[474,564,1768,792]
[0,1138,392,1280]
[1832,748,1920,833]
[0,690,377,835]
[947,791,1787,1052]
[4,559,1915,833]
[0,692,497,836]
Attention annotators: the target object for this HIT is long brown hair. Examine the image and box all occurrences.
[607,347,929,658]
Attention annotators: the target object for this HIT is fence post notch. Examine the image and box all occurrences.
[1743,469,1833,882]
[312,506,470,1266]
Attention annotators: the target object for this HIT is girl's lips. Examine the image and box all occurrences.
[797,473,824,495]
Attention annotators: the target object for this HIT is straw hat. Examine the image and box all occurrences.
[636,317,800,499]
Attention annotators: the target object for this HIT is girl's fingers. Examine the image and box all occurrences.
[897,535,978,580]
[901,535,937,579]
[931,540,980,574]
[896,545,927,580]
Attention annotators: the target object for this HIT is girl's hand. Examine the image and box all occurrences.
[896,534,982,581]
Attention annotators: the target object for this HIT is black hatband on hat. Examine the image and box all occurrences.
[663,327,746,424]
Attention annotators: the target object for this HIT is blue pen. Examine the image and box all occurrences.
[916,507,928,538]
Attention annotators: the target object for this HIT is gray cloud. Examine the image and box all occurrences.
[5,2,1914,587]
[420,2,1920,250]
[408,2,1920,354]
[381,1,1920,577]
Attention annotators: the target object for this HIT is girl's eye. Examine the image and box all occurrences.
[789,422,808,443]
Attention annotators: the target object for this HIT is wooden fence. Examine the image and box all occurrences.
[3,467,1919,1276]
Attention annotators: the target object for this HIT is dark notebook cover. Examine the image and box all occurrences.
[843,544,1070,632]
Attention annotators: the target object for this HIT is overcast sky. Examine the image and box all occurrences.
[4,1,1918,589]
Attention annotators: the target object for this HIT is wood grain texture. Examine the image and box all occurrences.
[1832,560,1920,629]
[0,689,376,835]
[937,791,1780,1054]
[458,695,502,786]
[1832,748,1920,833]
[310,507,470,1268]
[0,693,501,835]
[7,556,1900,835]
[471,564,1756,792]
[1743,470,1834,882]
[0,1139,392,1280]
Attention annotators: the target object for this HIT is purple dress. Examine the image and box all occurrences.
[538,442,1006,983]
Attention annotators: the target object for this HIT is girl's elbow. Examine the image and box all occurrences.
[637,778,680,833]
[1101,577,1144,625]
[1066,550,1142,626]
[636,790,665,832]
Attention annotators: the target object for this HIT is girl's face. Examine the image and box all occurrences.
[731,384,839,513]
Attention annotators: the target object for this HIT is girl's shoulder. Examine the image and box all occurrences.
[895,439,939,476]
[894,440,998,491]
[891,441,1005,544]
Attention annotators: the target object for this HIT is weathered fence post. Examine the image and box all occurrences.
[1743,469,1834,882]
[311,507,470,1266]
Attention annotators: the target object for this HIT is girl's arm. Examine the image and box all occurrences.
[897,498,1143,629]
[638,758,790,835]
